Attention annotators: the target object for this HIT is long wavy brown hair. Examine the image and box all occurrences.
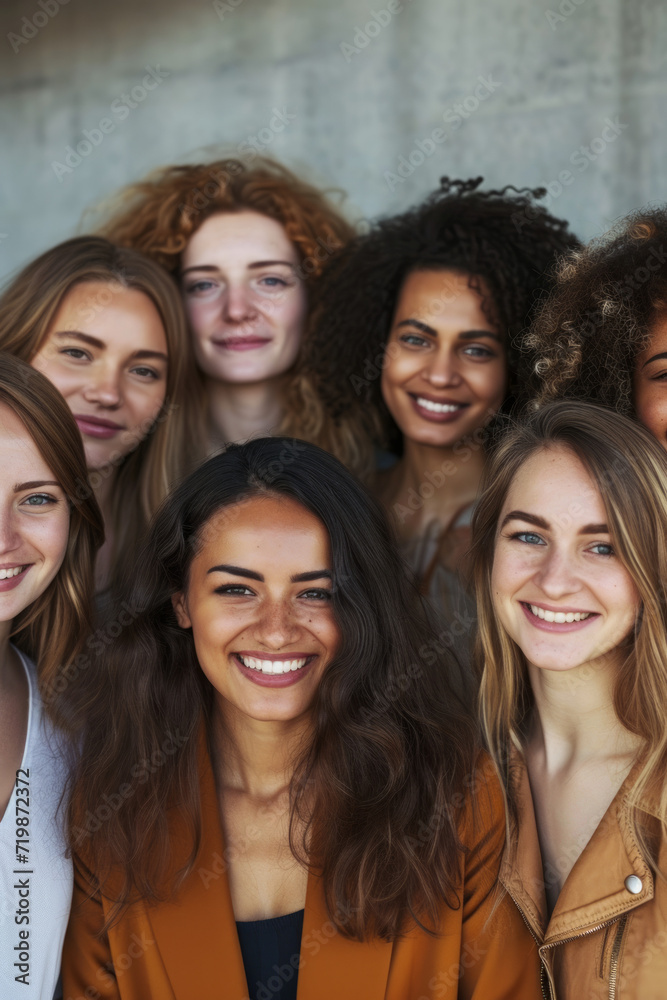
[0,354,103,729]
[524,207,667,411]
[0,236,201,594]
[68,437,476,938]
[97,156,356,446]
[471,400,667,868]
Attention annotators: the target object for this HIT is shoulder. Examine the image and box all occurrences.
[457,750,507,849]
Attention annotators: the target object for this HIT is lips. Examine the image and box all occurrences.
[521,601,600,633]
[0,564,30,592]
[233,652,317,688]
[408,393,470,424]
[212,336,273,352]
[73,414,124,440]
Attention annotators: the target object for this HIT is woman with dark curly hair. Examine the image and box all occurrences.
[525,208,667,449]
[306,178,578,631]
[98,156,355,452]
[61,437,539,1000]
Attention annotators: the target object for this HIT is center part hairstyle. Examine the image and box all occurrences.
[0,236,201,592]
[305,177,580,475]
[0,353,104,728]
[96,155,356,440]
[68,437,474,937]
[471,400,667,864]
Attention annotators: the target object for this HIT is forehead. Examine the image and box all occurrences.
[0,403,55,478]
[183,211,298,268]
[394,268,496,331]
[194,495,331,566]
[501,445,605,525]
[47,282,167,354]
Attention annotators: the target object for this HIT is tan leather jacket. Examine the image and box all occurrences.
[500,754,666,1000]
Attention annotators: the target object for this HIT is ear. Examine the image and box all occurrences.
[171,592,192,629]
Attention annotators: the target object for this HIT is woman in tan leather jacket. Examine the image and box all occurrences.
[471,399,667,1000]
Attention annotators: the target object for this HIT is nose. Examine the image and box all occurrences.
[82,365,122,408]
[422,346,462,388]
[0,507,22,558]
[532,545,582,600]
[254,597,301,650]
[223,281,257,324]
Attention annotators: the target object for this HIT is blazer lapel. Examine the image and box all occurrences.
[145,737,250,999]
[297,873,393,1000]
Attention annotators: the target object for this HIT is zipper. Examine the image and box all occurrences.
[608,915,628,1000]
[502,883,551,999]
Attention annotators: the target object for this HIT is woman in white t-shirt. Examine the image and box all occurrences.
[0,353,103,999]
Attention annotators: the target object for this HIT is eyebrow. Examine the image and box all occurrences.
[642,351,667,367]
[501,510,609,534]
[181,260,296,277]
[207,564,331,583]
[395,319,501,342]
[14,480,60,492]
[53,330,167,362]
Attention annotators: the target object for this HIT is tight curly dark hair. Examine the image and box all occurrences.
[305,177,579,472]
[525,207,667,413]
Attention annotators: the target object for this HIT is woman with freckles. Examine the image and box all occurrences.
[306,177,578,644]
[62,438,540,1000]
[0,236,200,597]
[98,155,354,451]
[0,356,102,999]
[471,400,667,999]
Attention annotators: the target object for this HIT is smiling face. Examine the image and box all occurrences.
[180,211,308,386]
[31,281,168,473]
[491,445,639,675]
[0,404,70,634]
[380,268,507,448]
[172,495,339,724]
[633,308,667,449]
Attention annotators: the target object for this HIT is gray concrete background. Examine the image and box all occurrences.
[1,0,665,284]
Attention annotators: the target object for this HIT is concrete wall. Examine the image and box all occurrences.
[1,0,665,283]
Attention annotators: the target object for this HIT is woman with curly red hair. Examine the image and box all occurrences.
[98,157,355,453]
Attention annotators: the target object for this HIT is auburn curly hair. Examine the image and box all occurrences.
[305,177,579,475]
[525,207,667,413]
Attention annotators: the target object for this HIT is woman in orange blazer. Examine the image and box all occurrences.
[62,438,539,1000]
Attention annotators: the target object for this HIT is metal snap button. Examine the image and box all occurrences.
[624,875,643,894]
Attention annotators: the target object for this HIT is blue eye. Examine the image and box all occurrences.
[399,334,430,347]
[511,531,545,545]
[463,345,495,358]
[590,543,614,556]
[22,493,58,507]
[259,276,289,288]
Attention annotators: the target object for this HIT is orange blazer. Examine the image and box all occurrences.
[61,750,540,1000]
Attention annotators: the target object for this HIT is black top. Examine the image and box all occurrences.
[236,908,305,1000]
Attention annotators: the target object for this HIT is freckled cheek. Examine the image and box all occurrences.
[633,385,667,439]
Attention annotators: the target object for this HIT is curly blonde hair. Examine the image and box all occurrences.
[97,156,356,451]
[524,207,667,412]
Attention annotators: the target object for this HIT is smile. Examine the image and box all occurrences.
[528,604,593,623]
[408,394,469,423]
[520,601,599,632]
[0,565,27,580]
[237,654,310,675]
[415,397,464,414]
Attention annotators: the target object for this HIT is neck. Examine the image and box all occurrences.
[212,700,311,798]
[384,435,486,530]
[206,377,286,448]
[92,468,116,593]
[526,652,642,772]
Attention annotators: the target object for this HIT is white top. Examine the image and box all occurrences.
[0,647,72,999]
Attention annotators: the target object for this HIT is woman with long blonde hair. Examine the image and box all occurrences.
[471,399,667,998]
[0,354,102,999]
[98,156,355,454]
[0,236,201,596]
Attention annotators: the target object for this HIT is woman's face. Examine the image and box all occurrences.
[380,269,507,448]
[633,308,667,448]
[180,211,307,386]
[491,445,639,675]
[173,495,339,724]
[32,281,168,473]
[0,404,70,632]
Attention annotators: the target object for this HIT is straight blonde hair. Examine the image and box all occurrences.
[0,237,202,593]
[472,400,667,866]
[0,354,104,729]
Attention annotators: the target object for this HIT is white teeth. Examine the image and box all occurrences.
[0,566,24,580]
[529,604,591,622]
[415,397,462,414]
[238,655,309,674]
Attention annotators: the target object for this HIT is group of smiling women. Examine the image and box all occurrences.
[1,156,667,1000]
